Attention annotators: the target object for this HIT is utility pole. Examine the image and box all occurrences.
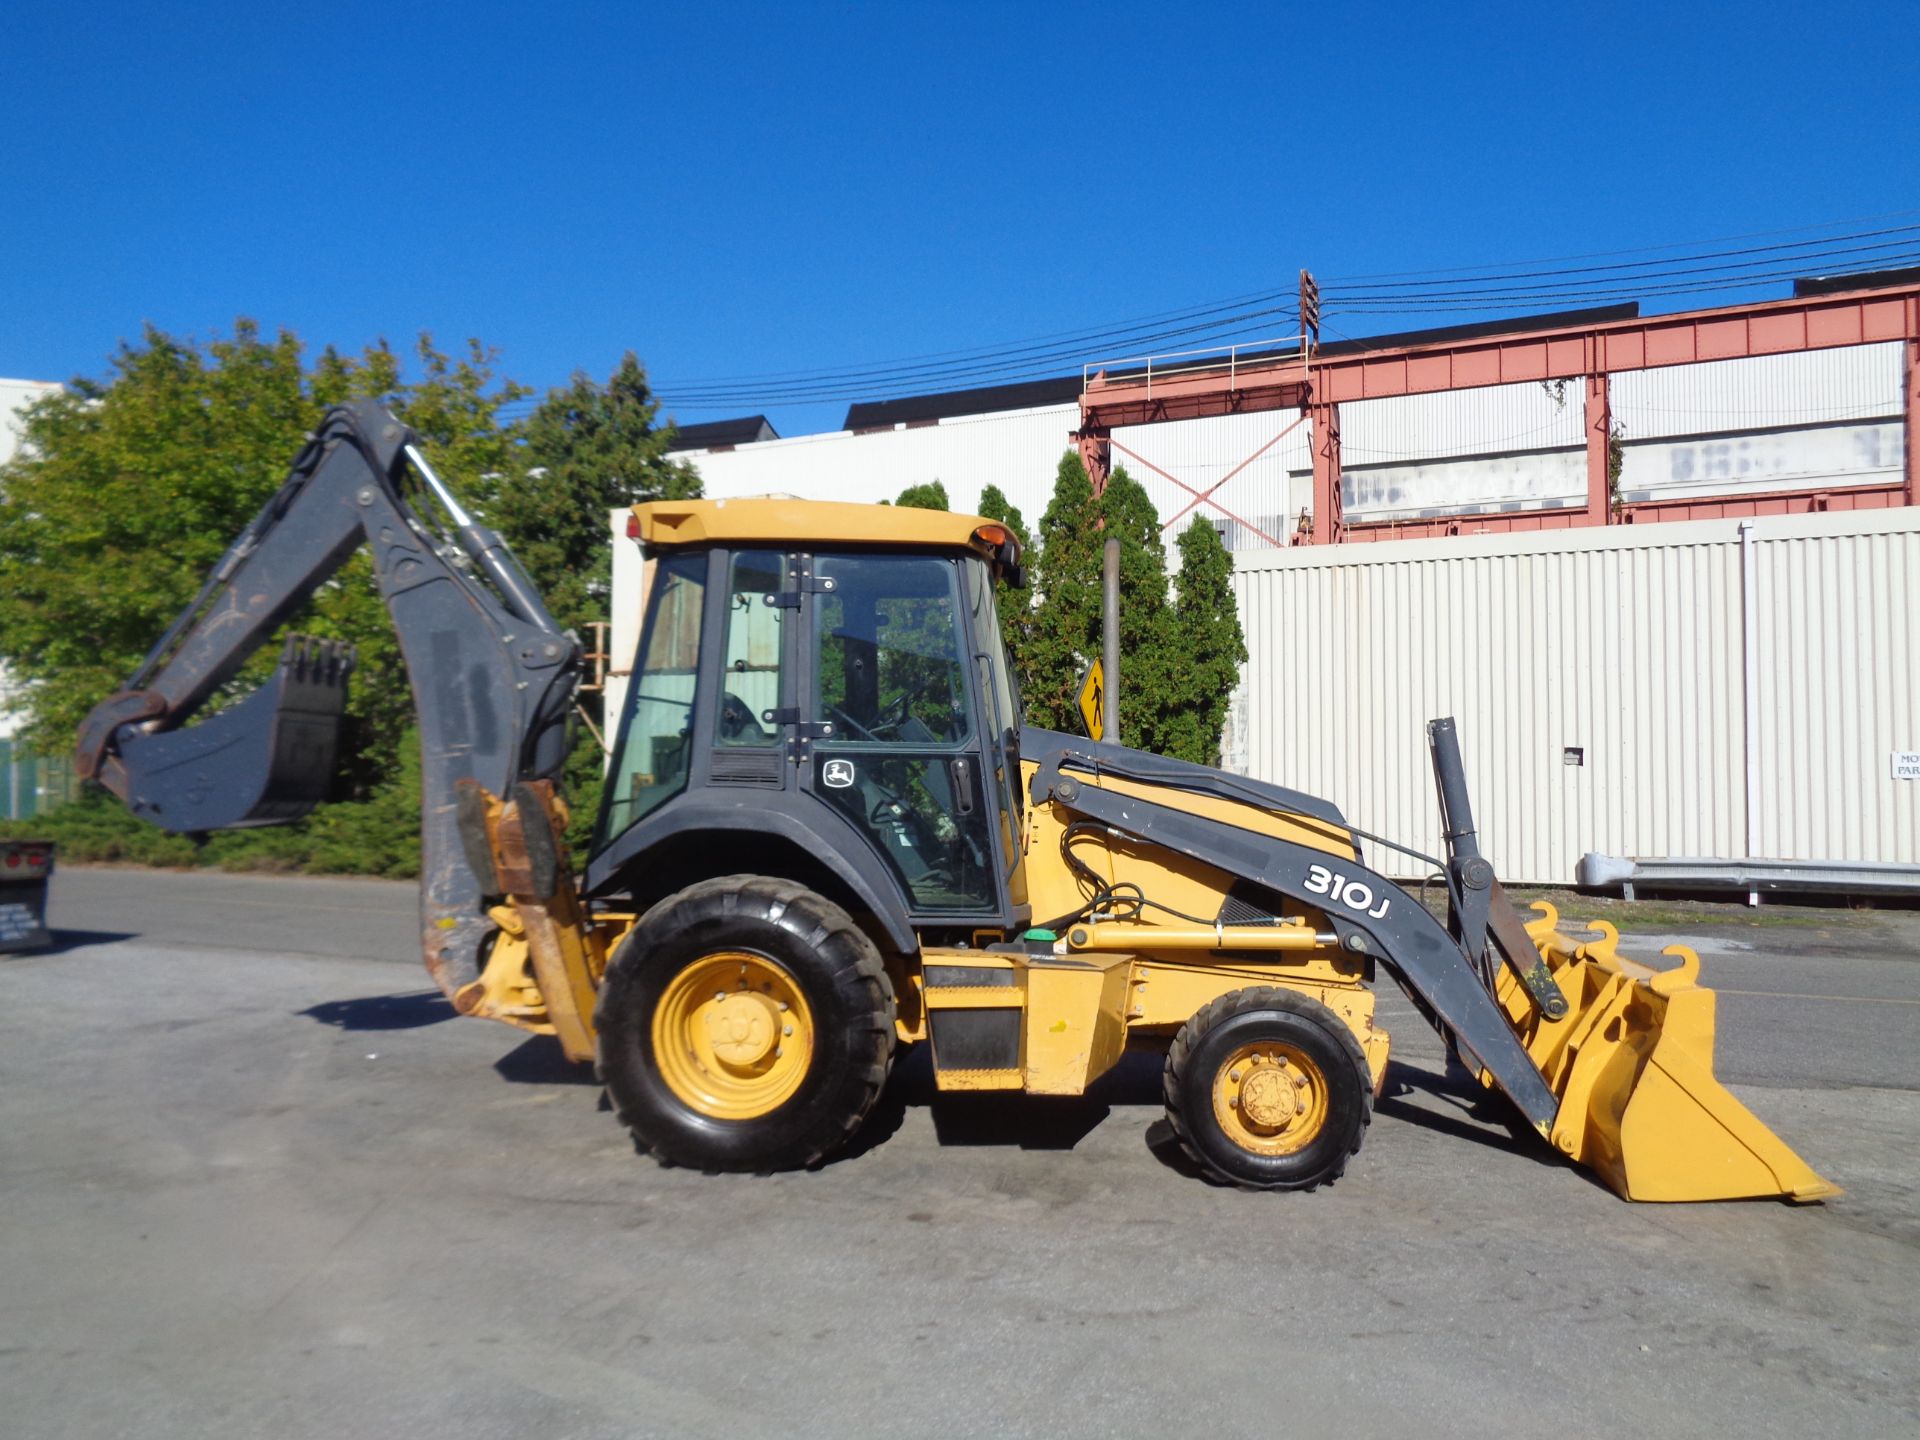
[1102,538,1120,746]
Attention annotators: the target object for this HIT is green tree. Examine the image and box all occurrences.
[491,353,699,639]
[1161,516,1248,765]
[1022,452,1173,745]
[1017,451,1244,764]
[976,484,1028,548]
[893,479,949,510]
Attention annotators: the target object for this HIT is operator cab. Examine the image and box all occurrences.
[588,501,1029,941]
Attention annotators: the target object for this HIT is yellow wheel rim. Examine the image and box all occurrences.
[1211,1042,1330,1156]
[651,952,815,1120]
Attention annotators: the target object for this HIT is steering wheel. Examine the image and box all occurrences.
[872,691,912,738]
[829,687,928,745]
[827,704,883,743]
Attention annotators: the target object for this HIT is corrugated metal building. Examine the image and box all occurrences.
[1228,509,1919,881]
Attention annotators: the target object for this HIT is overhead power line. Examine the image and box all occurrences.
[661,283,1299,387]
[655,301,1298,402]
[1320,208,1920,282]
[655,307,1299,406]
[1329,253,1920,313]
[1322,229,1920,299]
[632,216,1920,413]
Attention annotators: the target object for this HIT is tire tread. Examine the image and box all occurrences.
[595,875,896,1172]
[1163,985,1372,1192]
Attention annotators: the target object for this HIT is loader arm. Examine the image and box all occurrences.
[1029,744,1563,1132]
[75,400,580,998]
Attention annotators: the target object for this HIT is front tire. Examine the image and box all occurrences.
[1164,986,1371,1191]
[596,876,896,1171]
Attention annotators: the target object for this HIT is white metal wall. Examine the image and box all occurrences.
[603,511,647,742]
[0,378,62,739]
[1612,345,1906,504]
[675,402,1080,530]
[1229,509,1920,882]
[1110,410,1312,547]
[1751,517,1920,861]
[1611,343,1904,437]
[0,378,59,469]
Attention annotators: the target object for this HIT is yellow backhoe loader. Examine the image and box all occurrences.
[78,403,1836,1201]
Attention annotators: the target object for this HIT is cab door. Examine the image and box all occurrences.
[800,551,1012,924]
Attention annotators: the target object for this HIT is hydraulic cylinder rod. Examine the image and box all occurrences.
[1066,923,1327,953]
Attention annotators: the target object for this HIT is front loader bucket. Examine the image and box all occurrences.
[1490,902,1839,1203]
[116,636,353,832]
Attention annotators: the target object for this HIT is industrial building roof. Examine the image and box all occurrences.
[667,415,780,452]
[1794,264,1920,297]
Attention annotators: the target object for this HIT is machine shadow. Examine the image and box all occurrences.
[460,1029,1558,1178]
[834,1046,1168,1165]
[494,1034,599,1086]
[315,1008,1570,1179]
[1372,1060,1561,1164]
[301,990,458,1031]
[31,929,139,955]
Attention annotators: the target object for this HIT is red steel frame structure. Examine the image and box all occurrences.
[1074,279,1920,545]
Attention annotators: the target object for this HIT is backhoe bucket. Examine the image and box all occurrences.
[1490,901,1839,1203]
[117,636,353,832]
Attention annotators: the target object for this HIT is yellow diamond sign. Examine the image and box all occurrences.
[1076,658,1105,742]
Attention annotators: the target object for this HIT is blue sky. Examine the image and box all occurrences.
[4,3,1914,437]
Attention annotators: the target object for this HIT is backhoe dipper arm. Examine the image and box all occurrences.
[75,401,580,999]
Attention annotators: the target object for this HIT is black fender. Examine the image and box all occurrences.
[584,795,919,955]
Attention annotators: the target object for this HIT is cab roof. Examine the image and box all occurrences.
[630,497,1006,555]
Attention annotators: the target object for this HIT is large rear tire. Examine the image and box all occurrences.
[1164,986,1371,1191]
[596,876,896,1171]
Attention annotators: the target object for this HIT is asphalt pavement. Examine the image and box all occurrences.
[4,867,1917,1439]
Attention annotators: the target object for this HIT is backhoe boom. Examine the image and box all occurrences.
[75,401,581,997]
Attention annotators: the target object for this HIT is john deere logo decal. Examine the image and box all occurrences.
[823,759,856,789]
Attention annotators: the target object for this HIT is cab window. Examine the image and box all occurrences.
[813,555,970,746]
[715,551,784,747]
[602,552,705,839]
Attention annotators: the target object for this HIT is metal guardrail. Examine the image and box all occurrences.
[1578,852,1920,901]
[1082,336,1309,399]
